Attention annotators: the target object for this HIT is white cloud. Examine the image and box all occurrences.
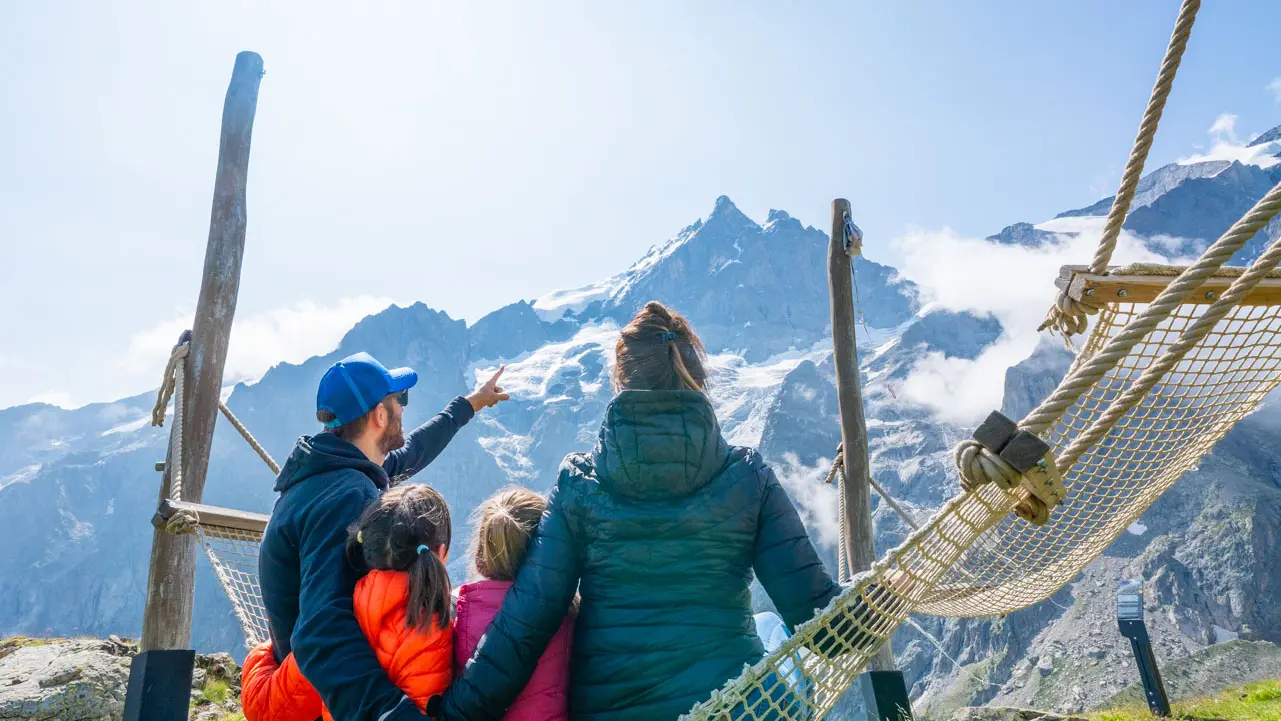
[1268,78,1281,104]
[121,295,396,388]
[1178,113,1280,169]
[1209,113,1238,141]
[889,225,1181,425]
[773,453,842,548]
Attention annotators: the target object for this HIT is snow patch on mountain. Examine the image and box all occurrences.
[469,323,619,401]
[1179,116,1281,169]
[530,281,616,321]
[1035,216,1107,234]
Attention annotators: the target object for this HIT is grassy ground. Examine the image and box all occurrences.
[1092,680,1281,721]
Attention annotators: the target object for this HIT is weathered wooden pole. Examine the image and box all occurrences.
[827,198,895,673]
[126,51,262,721]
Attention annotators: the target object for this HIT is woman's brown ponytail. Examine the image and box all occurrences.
[613,301,708,392]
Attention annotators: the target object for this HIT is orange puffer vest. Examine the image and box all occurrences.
[242,569,453,721]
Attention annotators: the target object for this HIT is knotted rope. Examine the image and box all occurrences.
[1040,0,1201,337]
[150,333,281,534]
[152,340,198,534]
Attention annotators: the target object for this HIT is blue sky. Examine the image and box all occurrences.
[2,1,1279,409]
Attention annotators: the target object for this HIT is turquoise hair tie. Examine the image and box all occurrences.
[416,544,430,556]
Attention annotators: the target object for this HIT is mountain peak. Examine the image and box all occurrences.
[707,195,756,226]
[1248,124,1281,148]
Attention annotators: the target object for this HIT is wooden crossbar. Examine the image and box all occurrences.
[1055,265,1281,306]
[154,499,269,535]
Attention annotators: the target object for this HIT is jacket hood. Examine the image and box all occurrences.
[273,432,390,492]
[592,390,731,501]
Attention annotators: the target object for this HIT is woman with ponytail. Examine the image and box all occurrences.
[443,302,849,721]
[243,484,455,721]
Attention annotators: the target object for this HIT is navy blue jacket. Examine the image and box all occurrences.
[441,390,842,721]
[259,396,474,721]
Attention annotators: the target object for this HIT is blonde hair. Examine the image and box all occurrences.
[469,487,547,582]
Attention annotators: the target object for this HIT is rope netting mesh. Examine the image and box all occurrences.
[196,522,272,648]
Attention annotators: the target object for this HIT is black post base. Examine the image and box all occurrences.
[859,670,915,721]
[123,649,196,721]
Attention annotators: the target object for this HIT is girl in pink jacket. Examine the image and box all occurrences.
[455,487,575,721]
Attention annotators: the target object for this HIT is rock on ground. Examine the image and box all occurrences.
[0,638,134,721]
[0,636,242,721]
[950,707,1088,721]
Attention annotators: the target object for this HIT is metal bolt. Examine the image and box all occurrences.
[1084,288,1096,297]
[1205,291,1217,300]
[1117,288,1129,298]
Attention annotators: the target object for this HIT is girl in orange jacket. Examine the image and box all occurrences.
[242,484,455,721]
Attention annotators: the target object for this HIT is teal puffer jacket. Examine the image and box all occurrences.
[442,390,842,721]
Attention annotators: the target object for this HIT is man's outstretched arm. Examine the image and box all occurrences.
[383,397,475,481]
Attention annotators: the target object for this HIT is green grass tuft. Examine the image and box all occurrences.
[1092,679,1281,721]
[200,678,232,705]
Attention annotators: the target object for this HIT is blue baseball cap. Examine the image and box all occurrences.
[316,352,418,427]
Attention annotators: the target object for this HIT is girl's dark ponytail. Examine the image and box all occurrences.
[407,546,452,630]
[351,484,454,631]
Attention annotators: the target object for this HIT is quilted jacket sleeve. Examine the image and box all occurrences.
[241,641,325,721]
[751,462,843,631]
[439,478,583,721]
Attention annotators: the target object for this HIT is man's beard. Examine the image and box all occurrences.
[378,411,405,454]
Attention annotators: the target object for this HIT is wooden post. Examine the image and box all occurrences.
[139,51,263,653]
[828,198,895,672]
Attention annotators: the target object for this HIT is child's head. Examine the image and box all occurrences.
[469,487,547,582]
[348,484,452,630]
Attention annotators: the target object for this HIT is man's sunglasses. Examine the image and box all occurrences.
[391,390,409,408]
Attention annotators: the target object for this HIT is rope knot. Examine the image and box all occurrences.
[953,439,1021,492]
[1037,288,1100,338]
[165,506,200,535]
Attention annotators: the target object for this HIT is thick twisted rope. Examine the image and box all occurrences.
[218,400,281,475]
[150,335,281,533]
[958,178,1281,497]
[1041,0,1201,337]
[151,341,198,533]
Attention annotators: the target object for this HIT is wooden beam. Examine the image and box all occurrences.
[154,500,270,537]
[1056,266,1281,306]
[141,51,263,653]
[828,199,895,672]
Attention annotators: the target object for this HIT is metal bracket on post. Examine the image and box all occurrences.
[859,670,914,721]
[1117,579,1172,717]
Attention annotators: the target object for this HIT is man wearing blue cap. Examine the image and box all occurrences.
[259,351,508,721]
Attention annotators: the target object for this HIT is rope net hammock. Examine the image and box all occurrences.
[147,0,1281,717]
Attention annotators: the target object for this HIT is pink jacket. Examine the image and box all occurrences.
[454,580,573,721]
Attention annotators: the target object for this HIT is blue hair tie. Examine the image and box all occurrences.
[660,332,677,343]
[416,544,430,556]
